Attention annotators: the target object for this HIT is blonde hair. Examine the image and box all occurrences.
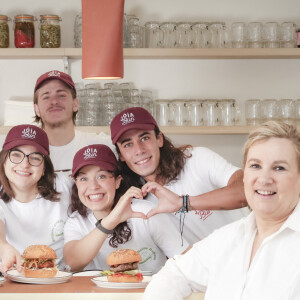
[243,121,300,170]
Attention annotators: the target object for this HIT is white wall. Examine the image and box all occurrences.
[1,0,300,167]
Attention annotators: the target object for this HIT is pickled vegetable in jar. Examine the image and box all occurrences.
[0,15,10,48]
[14,14,36,48]
[40,14,61,48]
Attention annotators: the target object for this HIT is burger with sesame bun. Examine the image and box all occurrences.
[22,245,57,278]
[101,249,143,283]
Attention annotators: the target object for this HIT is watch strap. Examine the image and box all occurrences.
[95,219,114,235]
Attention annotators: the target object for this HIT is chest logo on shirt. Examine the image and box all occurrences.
[83,148,97,160]
[137,247,156,265]
[194,210,213,221]
[51,220,65,242]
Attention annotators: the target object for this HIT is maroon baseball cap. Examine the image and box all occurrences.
[72,144,117,177]
[110,107,159,144]
[3,124,49,155]
[34,70,76,95]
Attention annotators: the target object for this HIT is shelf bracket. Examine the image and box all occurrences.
[63,56,70,74]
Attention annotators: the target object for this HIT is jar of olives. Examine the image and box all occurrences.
[39,14,61,48]
[14,14,36,48]
[0,15,10,48]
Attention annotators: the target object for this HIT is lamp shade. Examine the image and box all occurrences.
[82,0,124,79]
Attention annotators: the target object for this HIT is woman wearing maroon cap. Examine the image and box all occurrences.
[63,144,190,273]
[0,124,72,274]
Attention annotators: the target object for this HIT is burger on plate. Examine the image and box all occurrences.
[101,249,143,283]
[22,245,57,278]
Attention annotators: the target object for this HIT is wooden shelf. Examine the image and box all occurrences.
[0,48,300,60]
[0,126,254,135]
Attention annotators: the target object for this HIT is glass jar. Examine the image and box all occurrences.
[0,15,10,48]
[74,13,82,48]
[14,14,36,48]
[39,14,61,48]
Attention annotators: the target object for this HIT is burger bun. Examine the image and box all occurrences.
[107,249,141,266]
[23,267,57,278]
[107,274,142,283]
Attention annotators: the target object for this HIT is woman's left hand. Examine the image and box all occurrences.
[103,186,147,229]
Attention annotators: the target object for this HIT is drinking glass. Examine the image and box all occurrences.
[144,21,162,48]
[185,100,204,126]
[280,22,296,48]
[247,22,263,48]
[219,99,240,126]
[176,22,193,48]
[203,99,220,126]
[277,99,295,124]
[169,99,187,126]
[155,99,170,126]
[261,99,278,122]
[160,22,176,48]
[263,22,280,48]
[209,22,227,48]
[231,22,247,48]
[294,99,300,125]
[192,23,209,48]
[245,99,261,125]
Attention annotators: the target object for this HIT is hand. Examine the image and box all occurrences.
[103,187,147,229]
[0,243,22,274]
[141,182,182,218]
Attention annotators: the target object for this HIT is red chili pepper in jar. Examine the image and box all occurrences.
[14,15,36,48]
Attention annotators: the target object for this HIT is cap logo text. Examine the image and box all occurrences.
[83,148,97,160]
[21,128,36,140]
[120,112,135,125]
[48,70,61,78]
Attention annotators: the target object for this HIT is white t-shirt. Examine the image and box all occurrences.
[50,130,112,172]
[64,199,189,274]
[0,172,72,269]
[143,200,300,300]
[148,147,249,245]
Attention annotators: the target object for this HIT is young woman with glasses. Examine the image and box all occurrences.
[0,124,72,274]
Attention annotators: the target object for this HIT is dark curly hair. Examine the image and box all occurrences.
[116,127,192,187]
[0,149,60,203]
[69,167,132,248]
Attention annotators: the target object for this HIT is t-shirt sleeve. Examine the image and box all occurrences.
[0,203,6,224]
[64,215,85,244]
[193,147,239,188]
[147,212,190,258]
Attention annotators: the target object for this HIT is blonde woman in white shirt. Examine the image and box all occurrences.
[144,121,300,300]
[63,144,189,274]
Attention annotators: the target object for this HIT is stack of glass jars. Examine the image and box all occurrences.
[75,81,154,126]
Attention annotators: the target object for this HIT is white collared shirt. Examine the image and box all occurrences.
[143,200,300,300]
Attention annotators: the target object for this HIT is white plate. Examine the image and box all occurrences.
[6,270,72,284]
[0,276,5,286]
[141,270,152,276]
[73,270,102,277]
[92,275,151,289]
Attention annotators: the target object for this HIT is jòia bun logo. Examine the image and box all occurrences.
[83,147,97,160]
[48,70,60,77]
[21,127,36,140]
[120,112,135,125]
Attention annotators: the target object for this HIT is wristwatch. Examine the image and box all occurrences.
[95,219,114,234]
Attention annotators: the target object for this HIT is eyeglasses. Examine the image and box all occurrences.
[8,149,45,167]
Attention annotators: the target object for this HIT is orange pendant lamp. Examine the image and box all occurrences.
[82,0,124,80]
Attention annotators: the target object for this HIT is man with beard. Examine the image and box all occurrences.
[33,70,112,172]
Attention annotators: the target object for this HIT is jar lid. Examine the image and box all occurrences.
[14,14,36,21]
[0,15,10,21]
[40,14,61,21]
